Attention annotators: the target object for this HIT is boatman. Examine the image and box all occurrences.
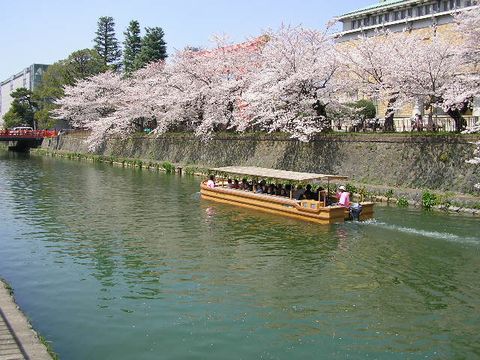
[337,185,350,208]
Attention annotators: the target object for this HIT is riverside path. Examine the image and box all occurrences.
[0,281,51,360]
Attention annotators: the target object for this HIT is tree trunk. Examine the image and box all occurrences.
[384,98,396,132]
[313,100,331,131]
[426,106,434,132]
[446,108,467,133]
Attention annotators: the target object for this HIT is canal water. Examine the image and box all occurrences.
[0,151,479,359]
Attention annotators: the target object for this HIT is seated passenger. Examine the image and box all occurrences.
[284,184,292,197]
[227,179,234,189]
[276,185,284,196]
[207,175,215,188]
[267,184,275,195]
[303,184,314,200]
[233,179,240,189]
[251,180,258,192]
[293,186,305,200]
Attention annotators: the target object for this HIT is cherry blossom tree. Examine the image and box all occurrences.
[163,35,264,138]
[243,25,341,141]
[53,13,480,148]
[444,5,480,132]
[336,30,416,132]
[455,4,480,67]
[114,61,169,132]
[54,71,128,150]
[389,32,465,130]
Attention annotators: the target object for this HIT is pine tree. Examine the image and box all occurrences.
[123,20,142,74]
[134,27,167,70]
[94,16,122,67]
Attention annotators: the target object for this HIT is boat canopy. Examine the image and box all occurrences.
[211,166,348,182]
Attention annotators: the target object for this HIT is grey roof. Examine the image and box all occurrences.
[211,166,348,182]
[338,0,411,19]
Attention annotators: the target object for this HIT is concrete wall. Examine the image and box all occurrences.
[42,133,480,194]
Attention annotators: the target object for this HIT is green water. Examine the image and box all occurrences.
[0,151,479,359]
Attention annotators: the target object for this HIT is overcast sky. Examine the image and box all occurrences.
[1,0,372,81]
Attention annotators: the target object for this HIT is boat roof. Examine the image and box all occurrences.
[211,166,348,182]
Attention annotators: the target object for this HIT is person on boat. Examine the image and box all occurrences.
[267,184,275,195]
[293,185,305,200]
[233,179,240,189]
[336,185,350,207]
[207,175,216,188]
[227,179,234,189]
[284,184,292,197]
[256,184,266,194]
[256,180,267,194]
[303,184,314,200]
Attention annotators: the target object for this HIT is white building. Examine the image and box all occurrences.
[336,0,478,42]
[0,64,49,128]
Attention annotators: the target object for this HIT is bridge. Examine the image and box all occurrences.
[0,129,58,151]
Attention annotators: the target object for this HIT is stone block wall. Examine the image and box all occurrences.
[42,133,480,194]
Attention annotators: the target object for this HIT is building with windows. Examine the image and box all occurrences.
[336,0,477,42]
[335,0,478,131]
[0,64,49,128]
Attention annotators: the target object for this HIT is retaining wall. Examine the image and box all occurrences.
[42,132,480,194]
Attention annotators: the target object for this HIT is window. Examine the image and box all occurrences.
[372,15,377,25]
[425,4,431,14]
[384,13,390,21]
[401,9,406,18]
[417,6,424,15]
[351,20,356,29]
[394,11,399,20]
[465,0,471,6]
[378,14,383,23]
[443,1,449,10]
[432,3,439,12]
[363,17,369,26]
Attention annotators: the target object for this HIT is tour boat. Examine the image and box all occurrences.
[200,166,374,225]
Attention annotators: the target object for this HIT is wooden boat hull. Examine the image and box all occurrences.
[201,182,374,225]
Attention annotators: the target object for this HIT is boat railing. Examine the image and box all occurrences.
[202,181,337,210]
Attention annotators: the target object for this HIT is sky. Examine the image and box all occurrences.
[0,0,373,81]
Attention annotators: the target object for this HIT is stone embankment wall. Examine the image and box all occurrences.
[43,132,480,196]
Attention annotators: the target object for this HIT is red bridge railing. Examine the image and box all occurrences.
[0,130,58,139]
